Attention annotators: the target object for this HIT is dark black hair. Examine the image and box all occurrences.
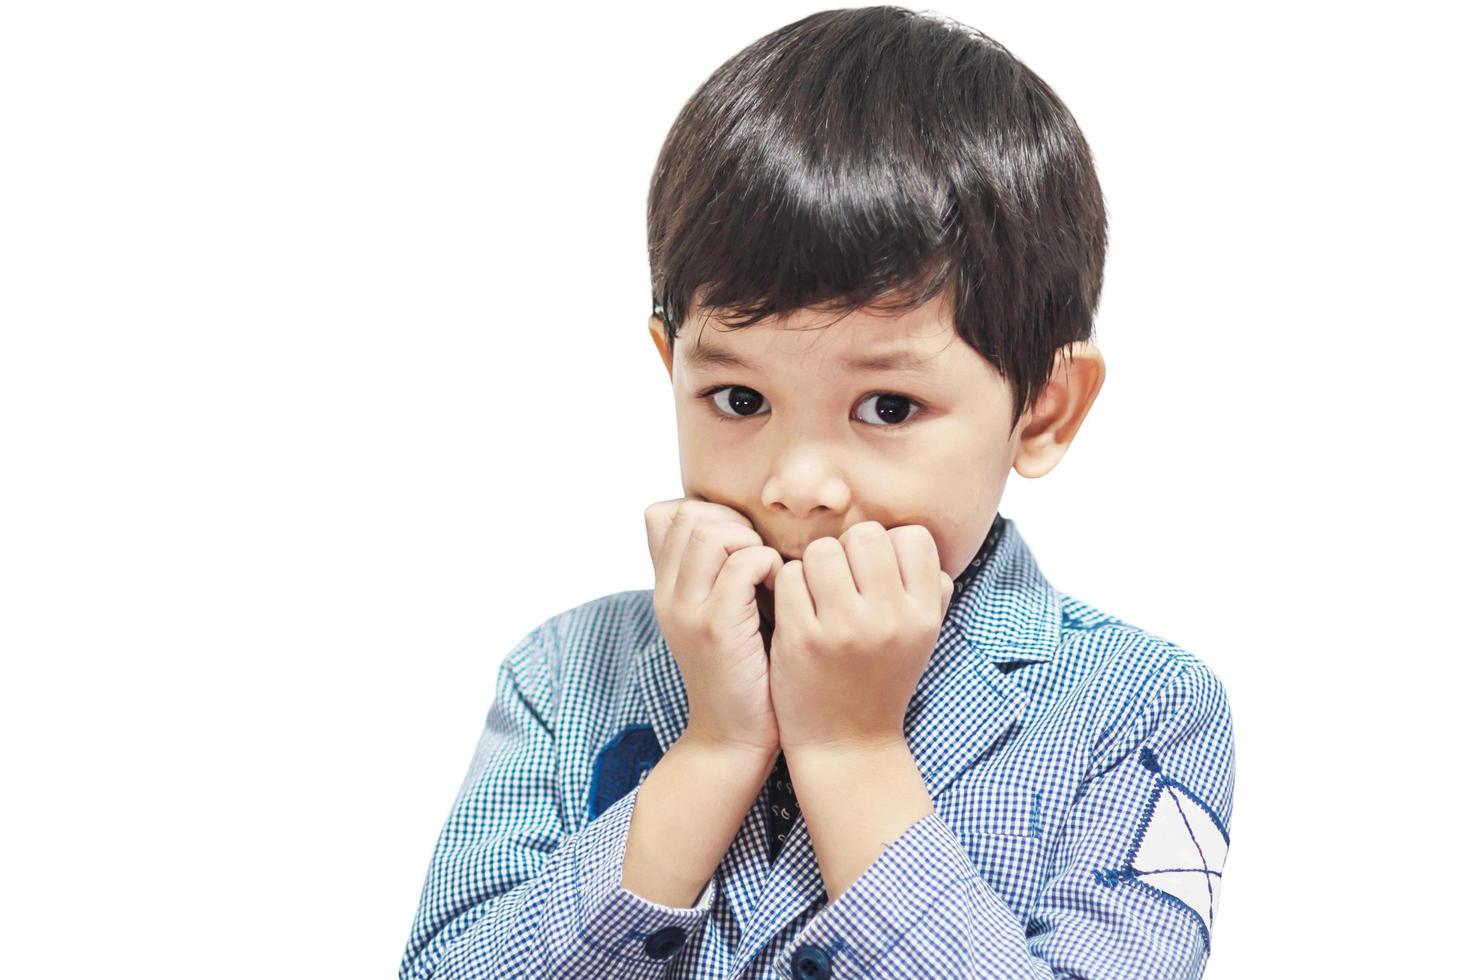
[647,5,1108,433]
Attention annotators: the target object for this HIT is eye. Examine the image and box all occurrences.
[855,392,923,428]
[695,385,925,431]
[700,384,771,420]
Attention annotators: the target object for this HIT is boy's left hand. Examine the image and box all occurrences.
[768,521,953,754]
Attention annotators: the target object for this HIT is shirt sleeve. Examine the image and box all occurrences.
[398,621,718,980]
[781,661,1236,979]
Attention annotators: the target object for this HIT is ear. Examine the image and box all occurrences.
[1012,341,1106,479]
[649,315,674,379]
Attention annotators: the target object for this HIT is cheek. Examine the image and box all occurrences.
[679,434,750,488]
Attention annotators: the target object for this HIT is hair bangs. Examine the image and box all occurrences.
[648,5,1107,431]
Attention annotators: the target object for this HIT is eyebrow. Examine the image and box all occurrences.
[684,343,936,374]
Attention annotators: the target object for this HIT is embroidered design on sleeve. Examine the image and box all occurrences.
[587,724,663,821]
[1092,746,1230,951]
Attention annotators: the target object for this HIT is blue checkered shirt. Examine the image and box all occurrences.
[398,514,1236,979]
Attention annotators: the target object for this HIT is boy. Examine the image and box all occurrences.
[399,6,1234,979]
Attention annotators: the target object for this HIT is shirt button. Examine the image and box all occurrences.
[791,944,832,980]
[642,925,687,960]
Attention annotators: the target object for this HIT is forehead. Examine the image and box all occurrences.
[682,303,957,375]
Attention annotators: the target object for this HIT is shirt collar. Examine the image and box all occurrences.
[945,512,1060,666]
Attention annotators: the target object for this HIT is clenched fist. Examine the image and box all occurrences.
[766,521,954,753]
[645,497,785,759]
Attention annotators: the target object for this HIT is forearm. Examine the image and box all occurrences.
[785,738,933,901]
[621,733,776,907]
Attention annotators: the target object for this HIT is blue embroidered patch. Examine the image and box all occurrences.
[587,724,663,821]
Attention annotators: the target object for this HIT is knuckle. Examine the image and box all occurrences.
[726,527,758,548]
[889,526,929,556]
[732,541,766,560]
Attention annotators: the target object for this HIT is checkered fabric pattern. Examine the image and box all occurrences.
[398,513,1235,979]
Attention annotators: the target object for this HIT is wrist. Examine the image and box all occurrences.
[781,733,910,767]
[677,728,781,773]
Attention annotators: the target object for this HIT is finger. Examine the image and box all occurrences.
[652,498,755,583]
[799,537,857,620]
[653,501,698,600]
[839,521,901,598]
[774,558,817,631]
[645,498,684,568]
[683,496,757,531]
[647,497,757,569]
[674,519,764,606]
[939,569,954,620]
[889,524,941,599]
[710,545,784,617]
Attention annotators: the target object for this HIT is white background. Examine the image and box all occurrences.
[3,2,1469,976]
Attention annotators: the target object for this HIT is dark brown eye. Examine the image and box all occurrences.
[706,385,769,419]
[856,392,919,426]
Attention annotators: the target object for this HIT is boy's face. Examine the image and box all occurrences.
[648,289,1101,623]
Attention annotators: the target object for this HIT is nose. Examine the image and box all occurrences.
[761,461,850,526]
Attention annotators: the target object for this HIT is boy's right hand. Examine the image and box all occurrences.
[645,497,785,761]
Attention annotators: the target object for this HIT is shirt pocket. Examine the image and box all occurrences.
[944,780,1050,922]
[943,779,1045,840]
[957,827,1046,923]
